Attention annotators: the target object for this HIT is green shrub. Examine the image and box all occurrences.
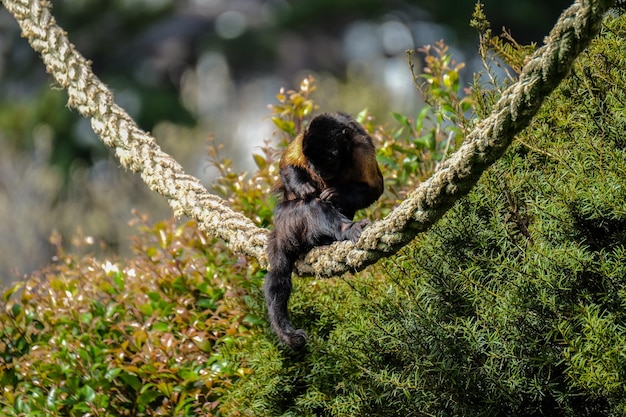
[0,43,471,415]
[218,14,626,417]
[0,217,261,416]
[4,11,626,417]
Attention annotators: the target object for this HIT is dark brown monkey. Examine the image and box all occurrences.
[265,112,383,349]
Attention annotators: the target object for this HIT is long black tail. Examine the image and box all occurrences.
[264,233,307,350]
[264,198,368,350]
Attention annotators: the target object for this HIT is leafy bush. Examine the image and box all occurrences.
[0,217,261,416]
[4,10,626,417]
[0,47,470,416]
[217,13,626,417]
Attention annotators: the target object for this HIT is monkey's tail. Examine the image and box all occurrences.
[264,237,307,350]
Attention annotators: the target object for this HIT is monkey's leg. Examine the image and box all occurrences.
[280,165,317,200]
[320,183,380,220]
[310,199,369,243]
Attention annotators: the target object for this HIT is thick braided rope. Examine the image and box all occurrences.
[1,0,613,277]
[2,0,268,263]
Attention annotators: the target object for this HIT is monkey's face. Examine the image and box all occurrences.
[306,145,343,180]
[303,115,351,180]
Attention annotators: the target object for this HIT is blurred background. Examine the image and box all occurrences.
[0,0,571,283]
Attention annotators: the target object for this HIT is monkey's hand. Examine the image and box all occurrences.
[295,182,317,200]
[319,187,339,203]
[341,219,371,243]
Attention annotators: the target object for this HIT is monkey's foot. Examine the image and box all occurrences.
[356,219,372,228]
[282,328,307,350]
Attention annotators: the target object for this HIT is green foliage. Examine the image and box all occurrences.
[207,73,454,225]
[470,1,538,118]
[269,76,319,140]
[471,1,538,77]
[207,137,276,228]
[379,42,475,200]
[217,13,626,417]
[4,11,626,417]
[0,52,472,414]
[0,217,259,416]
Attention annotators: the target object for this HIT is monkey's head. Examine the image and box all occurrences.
[302,113,356,180]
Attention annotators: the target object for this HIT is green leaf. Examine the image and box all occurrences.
[242,315,265,326]
[80,312,93,324]
[105,367,122,381]
[78,384,96,402]
[152,322,169,332]
[392,126,406,140]
[252,153,266,170]
[197,297,218,311]
[376,155,398,170]
[391,112,411,128]
[461,98,473,113]
[2,282,22,302]
[156,382,172,397]
[441,103,455,115]
[147,292,161,302]
[112,271,124,291]
[271,117,295,136]
[71,403,92,414]
[356,108,369,124]
[119,372,142,391]
[192,334,213,353]
[46,387,58,410]
[137,386,161,406]
[415,106,431,132]
[11,303,23,319]
[414,132,434,150]
[139,302,154,316]
[178,369,199,383]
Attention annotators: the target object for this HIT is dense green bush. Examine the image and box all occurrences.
[0,48,469,415]
[218,14,626,417]
[0,217,262,416]
[3,10,626,417]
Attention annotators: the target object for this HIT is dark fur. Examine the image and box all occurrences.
[265,113,383,349]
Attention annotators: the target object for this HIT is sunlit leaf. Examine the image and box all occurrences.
[391,112,411,128]
[252,153,266,170]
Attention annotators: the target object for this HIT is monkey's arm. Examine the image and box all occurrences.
[280,165,318,200]
[320,182,382,219]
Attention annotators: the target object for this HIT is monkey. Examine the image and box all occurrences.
[276,112,384,219]
[265,112,384,349]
